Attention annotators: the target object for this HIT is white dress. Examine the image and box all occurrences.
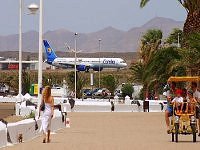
[41,103,53,134]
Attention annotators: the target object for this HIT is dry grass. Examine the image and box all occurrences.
[3,115,24,123]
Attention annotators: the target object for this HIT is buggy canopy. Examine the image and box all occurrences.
[167,76,200,82]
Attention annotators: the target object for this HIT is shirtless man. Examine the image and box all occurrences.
[191,82,200,136]
[165,82,176,133]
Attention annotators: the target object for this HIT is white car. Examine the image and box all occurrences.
[0,84,9,93]
[93,88,110,97]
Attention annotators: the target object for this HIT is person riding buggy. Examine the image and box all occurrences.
[164,76,200,142]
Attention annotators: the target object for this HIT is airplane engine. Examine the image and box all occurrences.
[93,67,103,71]
[77,65,86,71]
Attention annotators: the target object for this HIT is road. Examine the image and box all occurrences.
[3,112,200,150]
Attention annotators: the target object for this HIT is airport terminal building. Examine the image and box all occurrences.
[0,57,52,70]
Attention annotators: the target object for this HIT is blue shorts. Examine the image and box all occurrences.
[166,106,173,116]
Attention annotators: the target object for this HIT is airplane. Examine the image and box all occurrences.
[43,40,127,72]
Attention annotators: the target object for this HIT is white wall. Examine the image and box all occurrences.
[0,116,65,148]
[0,122,7,148]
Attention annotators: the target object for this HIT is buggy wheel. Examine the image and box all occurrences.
[171,133,174,142]
[191,124,196,142]
[175,124,179,143]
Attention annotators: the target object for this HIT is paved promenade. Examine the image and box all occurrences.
[2,112,200,150]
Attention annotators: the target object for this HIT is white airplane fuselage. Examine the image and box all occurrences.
[51,57,127,69]
[43,40,127,71]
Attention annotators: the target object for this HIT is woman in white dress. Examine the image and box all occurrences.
[39,86,54,143]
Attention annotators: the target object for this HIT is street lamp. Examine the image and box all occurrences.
[19,1,39,102]
[18,0,23,101]
[177,33,181,48]
[37,0,43,113]
[74,33,78,101]
[28,3,39,14]
[65,36,81,101]
[98,39,101,88]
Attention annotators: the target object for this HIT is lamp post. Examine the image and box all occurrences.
[37,0,43,112]
[19,1,39,102]
[74,33,78,101]
[177,33,181,48]
[98,39,101,88]
[19,0,23,101]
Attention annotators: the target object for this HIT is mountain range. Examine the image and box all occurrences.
[0,17,183,52]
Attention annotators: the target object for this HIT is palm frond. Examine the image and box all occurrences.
[140,0,150,8]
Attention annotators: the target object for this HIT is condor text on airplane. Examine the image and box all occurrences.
[43,40,127,72]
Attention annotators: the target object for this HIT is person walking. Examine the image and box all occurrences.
[191,82,200,136]
[39,86,54,143]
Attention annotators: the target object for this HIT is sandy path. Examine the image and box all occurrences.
[3,112,200,150]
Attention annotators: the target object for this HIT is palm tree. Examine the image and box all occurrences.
[22,70,31,94]
[130,62,149,99]
[67,71,88,98]
[140,29,163,64]
[178,33,200,75]
[130,62,146,84]
[165,28,183,47]
[165,32,200,76]
[140,0,200,35]
[131,29,163,99]
[146,47,185,82]
[131,29,189,99]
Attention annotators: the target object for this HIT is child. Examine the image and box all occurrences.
[172,89,183,113]
[181,88,188,113]
[187,90,197,114]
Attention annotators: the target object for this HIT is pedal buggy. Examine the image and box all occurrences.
[170,102,197,142]
[167,76,200,142]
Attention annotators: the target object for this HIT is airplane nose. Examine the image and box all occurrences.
[124,63,127,67]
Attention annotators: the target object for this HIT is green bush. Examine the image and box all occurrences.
[121,83,134,99]
[26,111,35,119]
[101,75,118,95]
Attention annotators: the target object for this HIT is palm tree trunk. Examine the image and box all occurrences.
[183,11,200,35]
[143,83,149,100]
[145,85,149,100]
[154,81,158,100]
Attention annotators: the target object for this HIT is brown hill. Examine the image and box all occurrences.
[0,17,183,52]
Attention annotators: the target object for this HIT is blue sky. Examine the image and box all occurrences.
[0,0,186,35]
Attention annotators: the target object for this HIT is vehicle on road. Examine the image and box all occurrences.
[0,83,9,93]
[82,89,93,98]
[168,76,200,143]
[93,88,110,97]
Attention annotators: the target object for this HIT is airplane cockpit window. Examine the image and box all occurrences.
[120,60,126,63]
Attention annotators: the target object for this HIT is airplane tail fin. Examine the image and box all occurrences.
[43,40,57,63]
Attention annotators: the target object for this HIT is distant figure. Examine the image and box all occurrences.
[131,100,141,112]
[159,103,164,111]
[70,91,75,98]
[111,101,115,112]
[69,97,75,110]
[136,100,141,107]
[39,86,54,143]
